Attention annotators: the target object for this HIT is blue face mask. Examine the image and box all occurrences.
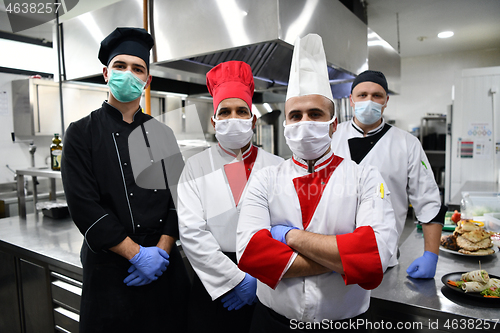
[353,99,385,125]
[107,69,146,103]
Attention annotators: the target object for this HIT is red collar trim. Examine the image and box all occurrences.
[218,143,255,160]
[292,152,335,171]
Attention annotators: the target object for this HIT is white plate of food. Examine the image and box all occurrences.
[440,220,497,256]
[439,245,498,257]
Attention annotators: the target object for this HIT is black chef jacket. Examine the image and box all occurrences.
[62,101,182,251]
[61,101,190,333]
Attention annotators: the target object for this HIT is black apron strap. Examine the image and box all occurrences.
[186,251,254,333]
[223,251,238,264]
[348,123,392,164]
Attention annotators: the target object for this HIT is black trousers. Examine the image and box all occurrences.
[249,300,369,333]
[187,252,255,333]
[79,235,191,333]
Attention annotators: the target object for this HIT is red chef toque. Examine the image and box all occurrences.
[206,61,255,115]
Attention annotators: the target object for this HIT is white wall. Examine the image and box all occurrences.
[384,47,500,133]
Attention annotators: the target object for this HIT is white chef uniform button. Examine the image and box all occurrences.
[130,193,133,196]
[124,162,128,166]
[159,219,163,222]
[154,189,157,192]
[137,224,141,227]
[115,132,120,136]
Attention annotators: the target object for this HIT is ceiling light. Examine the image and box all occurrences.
[438,31,454,39]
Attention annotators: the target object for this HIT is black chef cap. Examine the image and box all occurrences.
[98,27,154,70]
[351,70,388,94]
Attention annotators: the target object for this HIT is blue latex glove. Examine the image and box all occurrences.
[271,225,298,244]
[406,251,438,279]
[129,245,169,280]
[221,274,257,311]
[123,265,153,287]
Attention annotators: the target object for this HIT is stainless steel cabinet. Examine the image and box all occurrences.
[11,79,108,137]
[0,250,22,333]
[19,259,54,333]
[420,115,447,202]
[0,249,82,333]
[11,78,178,138]
[51,271,81,333]
[0,250,54,333]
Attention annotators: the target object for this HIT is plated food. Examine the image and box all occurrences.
[440,220,497,255]
[446,269,500,298]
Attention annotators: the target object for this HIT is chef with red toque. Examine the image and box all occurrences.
[177,60,283,333]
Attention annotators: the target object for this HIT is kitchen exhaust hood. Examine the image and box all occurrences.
[62,0,371,99]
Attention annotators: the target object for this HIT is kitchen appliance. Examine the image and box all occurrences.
[446,66,500,206]
[61,0,401,100]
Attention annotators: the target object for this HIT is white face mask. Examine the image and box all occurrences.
[352,98,386,125]
[284,117,336,160]
[213,117,254,150]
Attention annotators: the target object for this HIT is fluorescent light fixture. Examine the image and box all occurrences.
[263,103,273,113]
[438,31,454,39]
[252,104,262,118]
[0,38,56,74]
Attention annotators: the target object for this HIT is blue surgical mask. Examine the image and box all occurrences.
[353,99,385,125]
[107,69,146,103]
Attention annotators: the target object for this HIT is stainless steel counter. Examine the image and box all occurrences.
[1,214,499,330]
[371,227,500,325]
[0,213,82,274]
[449,181,500,206]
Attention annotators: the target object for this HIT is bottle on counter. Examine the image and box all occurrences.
[50,133,62,171]
[460,192,473,221]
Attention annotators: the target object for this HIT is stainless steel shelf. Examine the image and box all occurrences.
[16,167,62,218]
[424,150,446,155]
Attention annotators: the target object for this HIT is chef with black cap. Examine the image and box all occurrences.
[61,27,190,332]
[331,70,447,279]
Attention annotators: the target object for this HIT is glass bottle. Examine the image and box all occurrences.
[460,192,473,221]
[50,133,62,171]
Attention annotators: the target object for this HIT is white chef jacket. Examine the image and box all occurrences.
[331,119,442,266]
[178,144,283,300]
[236,150,398,322]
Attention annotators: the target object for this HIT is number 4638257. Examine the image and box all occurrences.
[6,2,62,14]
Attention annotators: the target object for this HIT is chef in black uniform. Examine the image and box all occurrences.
[61,27,190,333]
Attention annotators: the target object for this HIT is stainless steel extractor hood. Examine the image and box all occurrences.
[62,0,369,99]
[367,28,401,94]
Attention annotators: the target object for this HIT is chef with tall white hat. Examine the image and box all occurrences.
[236,34,398,332]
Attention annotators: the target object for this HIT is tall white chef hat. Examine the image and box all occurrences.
[286,34,333,103]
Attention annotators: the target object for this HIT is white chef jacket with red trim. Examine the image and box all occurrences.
[178,144,283,300]
[236,150,398,322]
[331,119,442,266]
